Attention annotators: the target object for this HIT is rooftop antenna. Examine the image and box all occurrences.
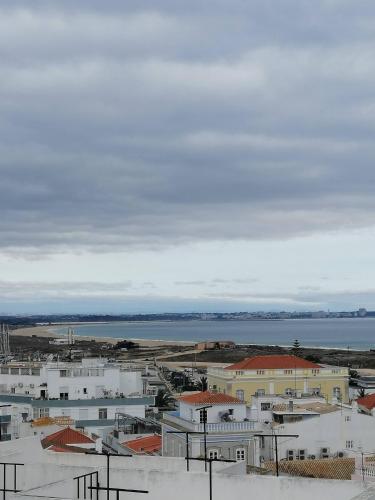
[0,324,11,356]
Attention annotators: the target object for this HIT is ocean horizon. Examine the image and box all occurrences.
[53,317,375,351]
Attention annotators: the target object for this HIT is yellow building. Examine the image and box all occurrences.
[208,355,349,403]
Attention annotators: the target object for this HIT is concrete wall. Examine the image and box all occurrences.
[11,460,367,500]
[179,402,246,423]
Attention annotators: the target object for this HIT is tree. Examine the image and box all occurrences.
[155,389,174,408]
[199,376,208,391]
[357,387,366,398]
[291,339,301,356]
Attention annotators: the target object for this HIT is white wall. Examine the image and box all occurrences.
[46,403,146,421]
[0,360,145,400]
[8,455,368,500]
[269,405,375,460]
[179,402,246,423]
[120,371,143,395]
[46,367,121,399]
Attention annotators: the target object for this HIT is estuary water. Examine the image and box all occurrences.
[54,318,375,350]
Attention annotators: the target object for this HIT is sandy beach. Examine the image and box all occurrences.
[11,325,194,348]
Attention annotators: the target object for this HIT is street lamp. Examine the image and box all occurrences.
[195,405,212,471]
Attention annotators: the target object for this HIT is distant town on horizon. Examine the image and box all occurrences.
[0,307,371,326]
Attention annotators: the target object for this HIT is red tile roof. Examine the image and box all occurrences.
[41,427,94,449]
[179,391,242,405]
[357,393,375,410]
[225,355,320,370]
[124,434,162,454]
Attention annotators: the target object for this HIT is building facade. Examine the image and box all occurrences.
[208,355,349,404]
[162,391,259,465]
[0,358,143,399]
[0,393,154,439]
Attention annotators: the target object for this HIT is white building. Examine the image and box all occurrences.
[258,400,375,463]
[162,391,259,465]
[0,358,144,399]
[0,393,155,439]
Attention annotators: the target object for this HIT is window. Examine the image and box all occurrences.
[98,408,107,420]
[287,450,294,461]
[235,371,243,375]
[228,408,234,415]
[284,369,293,375]
[333,387,341,398]
[10,368,19,375]
[31,368,40,376]
[83,388,87,394]
[256,370,265,375]
[298,449,306,460]
[346,440,354,449]
[209,449,219,459]
[0,368,8,374]
[60,370,69,377]
[236,448,246,461]
[261,402,271,411]
[345,416,351,422]
[312,369,320,375]
[59,392,69,400]
[236,390,244,401]
[255,389,265,396]
[311,387,321,395]
[39,408,49,417]
[332,369,340,374]
[199,409,207,423]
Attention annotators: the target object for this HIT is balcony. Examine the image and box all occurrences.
[163,411,256,433]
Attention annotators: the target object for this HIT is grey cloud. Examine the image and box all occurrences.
[1,2,375,254]
[205,288,375,309]
[0,281,134,299]
[174,281,206,286]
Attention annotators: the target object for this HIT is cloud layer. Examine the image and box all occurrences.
[1,1,375,255]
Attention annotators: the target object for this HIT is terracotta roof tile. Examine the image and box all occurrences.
[124,434,162,454]
[41,427,94,449]
[179,391,242,405]
[357,393,375,410]
[225,355,320,370]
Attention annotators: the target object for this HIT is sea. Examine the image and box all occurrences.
[53,318,375,350]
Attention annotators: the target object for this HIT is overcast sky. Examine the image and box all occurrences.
[1,0,375,314]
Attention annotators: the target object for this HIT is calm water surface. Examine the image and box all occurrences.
[54,318,375,350]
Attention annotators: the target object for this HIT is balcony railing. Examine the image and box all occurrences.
[163,412,255,432]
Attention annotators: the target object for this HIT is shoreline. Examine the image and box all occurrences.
[12,325,195,347]
[11,325,373,352]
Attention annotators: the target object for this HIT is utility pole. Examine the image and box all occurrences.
[167,431,206,471]
[254,434,299,476]
[195,405,213,471]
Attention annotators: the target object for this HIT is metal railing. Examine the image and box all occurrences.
[74,471,99,500]
[163,412,255,432]
[0,462,24,500]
